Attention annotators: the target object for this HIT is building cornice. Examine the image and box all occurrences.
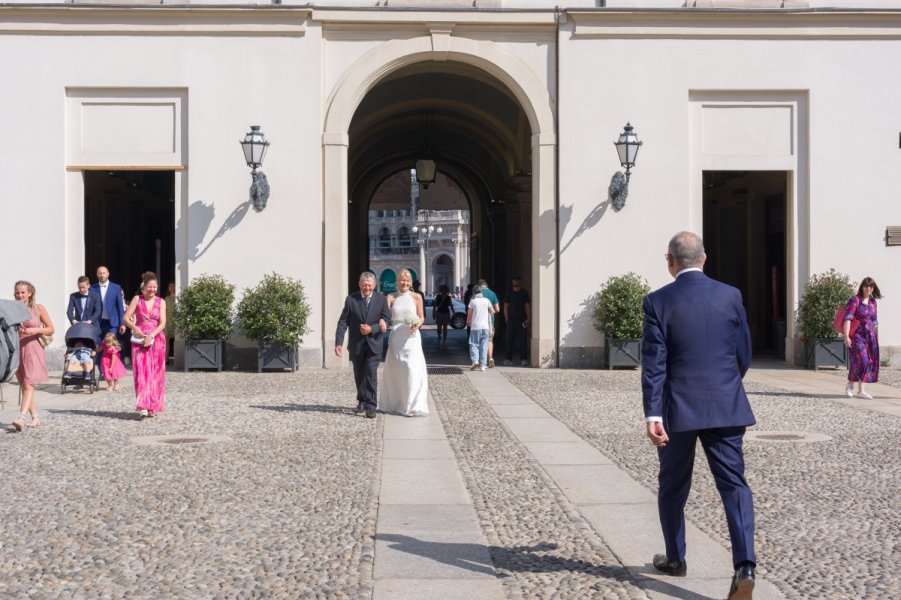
[568,9,901,39]
[0,6,310,36]
[312,8,557,28]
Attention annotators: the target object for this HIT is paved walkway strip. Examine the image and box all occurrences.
[373,395,505,599]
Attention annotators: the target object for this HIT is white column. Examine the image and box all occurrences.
[323,134,349,369]
[532,132,557,368]
[453,233,462,293]
[418,238,426,289]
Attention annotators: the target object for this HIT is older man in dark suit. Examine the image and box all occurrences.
[335,272,390,419]
[67,275,102,340]
[641,231,757,600]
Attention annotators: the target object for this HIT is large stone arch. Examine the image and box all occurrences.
[323,34,557,368]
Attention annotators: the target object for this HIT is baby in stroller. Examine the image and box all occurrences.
[62,322,98,393]
[66,342,94,371]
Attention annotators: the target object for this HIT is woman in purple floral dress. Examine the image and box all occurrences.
[842,277,881,399]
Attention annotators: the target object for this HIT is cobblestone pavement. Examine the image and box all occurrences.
[0,372,379,600]
[427,374,647,600]
[504,370,901,600]
[4,366,898,600]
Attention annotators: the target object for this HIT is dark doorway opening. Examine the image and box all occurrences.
[703,171,787,357]
[84,171,175,298]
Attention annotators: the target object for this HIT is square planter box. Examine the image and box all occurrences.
[184,339,224,372]
[805,338,847,370]
[606,338,641,369]
[258,341,297,372]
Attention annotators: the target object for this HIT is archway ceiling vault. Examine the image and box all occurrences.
[348,68,531,210]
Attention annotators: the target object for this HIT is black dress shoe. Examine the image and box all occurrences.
[652,554,687,576]
[727,564,755,600]
[353,402,364,414]
[365,408,376,419]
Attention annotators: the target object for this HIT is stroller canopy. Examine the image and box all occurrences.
[65,322,98,349]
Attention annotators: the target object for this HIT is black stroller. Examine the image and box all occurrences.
[61,322,99,394]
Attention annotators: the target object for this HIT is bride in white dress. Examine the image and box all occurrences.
[381,269,429,416]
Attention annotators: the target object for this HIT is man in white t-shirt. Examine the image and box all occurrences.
[466,285,495,371]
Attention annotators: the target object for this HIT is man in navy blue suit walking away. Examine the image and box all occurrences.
[641,232,756,600]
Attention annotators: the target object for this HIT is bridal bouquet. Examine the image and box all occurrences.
[405,315,421,328]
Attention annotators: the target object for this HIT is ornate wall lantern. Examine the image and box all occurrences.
[240,125,270,211]
[609,122,642,211]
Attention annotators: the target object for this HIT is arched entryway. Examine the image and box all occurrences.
[322,35,556,368]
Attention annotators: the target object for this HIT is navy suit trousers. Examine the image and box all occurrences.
[351,347,379,410]
[657,426,756,568]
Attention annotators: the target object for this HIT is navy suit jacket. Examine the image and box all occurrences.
[641,270,755,433]
[335,292,391,358]
[67,291,102,337]
[90,281,125,328]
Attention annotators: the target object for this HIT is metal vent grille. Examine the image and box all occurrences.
[887,226,901,246]
[427,367,463,375]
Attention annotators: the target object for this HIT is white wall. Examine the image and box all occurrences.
[557,18,901,359]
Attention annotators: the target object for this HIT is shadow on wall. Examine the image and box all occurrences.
[178,200,252,264]
[559,292,603,369]
[539,199,612,269]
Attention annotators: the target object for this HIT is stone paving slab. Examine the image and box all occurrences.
[491,403,553,419]
[382,438,454,460]
[377,505,482,534]
[373,533,498,579]
[521,440,615,465]
[543,465,656,505]
[381,413,446,440]
[373,578,506,600]
[379,458,472,505]
[500,416,584,443]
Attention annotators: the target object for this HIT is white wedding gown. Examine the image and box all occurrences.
[381,292,429,416]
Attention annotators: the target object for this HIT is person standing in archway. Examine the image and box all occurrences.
[433,285,453,346]
[503,277,531,366]
[477,279,500,368]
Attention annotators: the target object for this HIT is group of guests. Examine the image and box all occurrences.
[11,268,169,431]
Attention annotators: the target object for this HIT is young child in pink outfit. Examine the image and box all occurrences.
[99,332,127,391]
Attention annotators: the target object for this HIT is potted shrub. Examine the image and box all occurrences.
[175,274,236,372]
[593,272,650,369]
[237,273,311,372]
[797,269,854,369]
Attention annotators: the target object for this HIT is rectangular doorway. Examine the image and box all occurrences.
[84,170,175,297]
[702,171,787,357]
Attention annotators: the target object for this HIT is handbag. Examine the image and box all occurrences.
[37,333,53,348]
[131,333,153,347]
[832,306,859,338]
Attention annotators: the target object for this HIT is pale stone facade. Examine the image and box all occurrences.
[1,1,899,368]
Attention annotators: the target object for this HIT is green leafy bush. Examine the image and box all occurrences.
[174,274,235,340]
[592,272,651,339]
[796,269,855,339]
[237,273,311,346]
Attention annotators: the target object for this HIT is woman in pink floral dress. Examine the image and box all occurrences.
[842,277,881,399]
[124,272,167,417]
[12,281,55,431]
